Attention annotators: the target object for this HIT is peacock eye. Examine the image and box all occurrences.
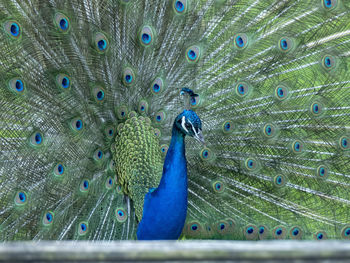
[140,26,154,46]
[55,13,70,32]
[323,0,337,9]
[4,20,21,39]
[94,32,109,53]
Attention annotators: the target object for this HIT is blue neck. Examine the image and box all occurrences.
[137,123,188,240]
[161,123,186,183]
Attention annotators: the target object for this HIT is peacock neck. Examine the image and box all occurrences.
[136,122,188,240]
[161,123,187,181]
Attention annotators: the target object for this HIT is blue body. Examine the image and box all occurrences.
[137,123,188,240]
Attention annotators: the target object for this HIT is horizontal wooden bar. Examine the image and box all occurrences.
[1,241,350,262]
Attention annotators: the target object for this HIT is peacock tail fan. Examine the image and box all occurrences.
[1,0,350,241]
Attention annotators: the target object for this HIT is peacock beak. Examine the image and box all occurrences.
[194,129,205,144]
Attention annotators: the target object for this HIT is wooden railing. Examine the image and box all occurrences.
[1,241,350,262]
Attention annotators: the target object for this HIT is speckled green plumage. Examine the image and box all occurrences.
[113,114,162,221]
[1,0,350,241]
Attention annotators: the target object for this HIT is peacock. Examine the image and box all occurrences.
[1,0,350,241]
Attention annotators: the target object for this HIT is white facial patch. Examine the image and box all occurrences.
[188,119,198,137]
[181,116,189,132]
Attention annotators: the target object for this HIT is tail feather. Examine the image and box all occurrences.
[1,0,350,240]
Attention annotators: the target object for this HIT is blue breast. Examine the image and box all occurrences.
[137,124,188,240]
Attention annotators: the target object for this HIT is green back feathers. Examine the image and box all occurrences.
[113,114,163,221]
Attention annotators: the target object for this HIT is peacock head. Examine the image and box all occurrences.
[175,110,204,144]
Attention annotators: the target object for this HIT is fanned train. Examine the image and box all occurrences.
[1,0,350,240]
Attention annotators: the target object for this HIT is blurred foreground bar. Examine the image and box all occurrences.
[1,241,350,262]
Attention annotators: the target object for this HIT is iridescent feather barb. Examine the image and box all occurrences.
[1,0,350,241]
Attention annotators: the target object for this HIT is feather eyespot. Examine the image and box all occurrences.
[155,111,166,123]
[310,101,324,116]
[117,105,128,120]
[54,13,70,32]
[138,100,149,114]
[235,82,251,97]
[94,32,109,53]
[186,46,200,63]
[78,222,88,235]
[216,221,230,235]
[234,33,248,49]
[314,231,327,240]
[43,211,54,226]
[15,191,27,206]
[140,26,154,46]
[274,175,286,187]
[94,149,104,161]
[186,221,202,237]
[174,0,188,14]
[160,144,169,156]
[151,77,164,94]
[292,140,304,153]
[70,118,84,132]
[56,74,71,90]
[316,165,329,179]
[93,87,105,103]
[244,225,258,240]
[4,20,21,39]
[275,85,288,100]
[115,208,127,223]
[289,226,303,239]
[263,123,277,138]
[105,126,115,139]
[273,226,286,239]
[276,229,282,236]
[200,148,212,161]
[259,226,265,234]
[30,132,44,147]
[323,0,337,9]
[212,181,224,193]
[339,136,349,150]
[278,37,294,52]
[245,157,258,171]
[258,225,269,239]
[341,226,350,239]
[222,120,233,134]
[80,180,89,192]
[322,55,336,70]
[53,163,65,177]
[191,224,198,231]
[123,68,135,86]
[105,177,114,189]
[9,78,25,94]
